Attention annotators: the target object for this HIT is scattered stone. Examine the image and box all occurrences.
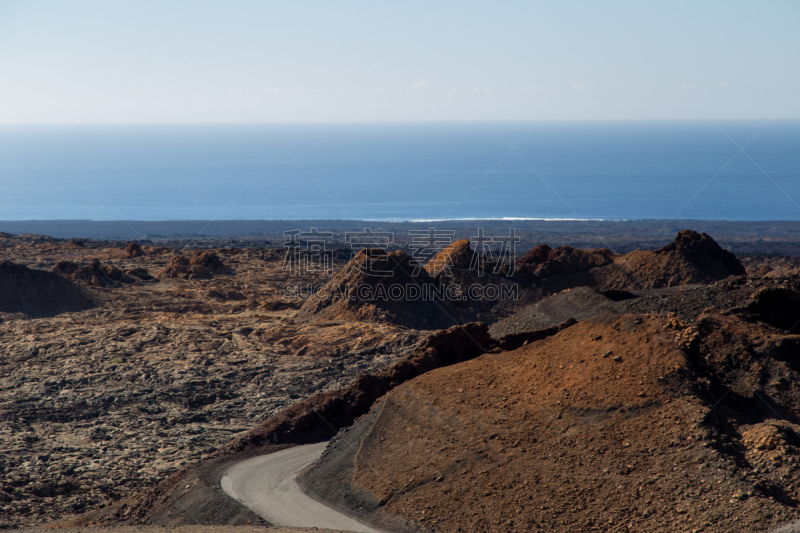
[125,242,144,258]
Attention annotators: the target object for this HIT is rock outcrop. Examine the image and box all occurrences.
[156,251,231,280]
[517,244,615,276]
[125,242,144,258]
[0,261,94,317]
[297,248,459,330]
[424,239,475,275]
[53,259,136,287]
[615,229,746,288]
[516,230,746,292]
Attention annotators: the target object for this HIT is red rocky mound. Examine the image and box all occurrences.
[517,230,746,291]
[420,240,537,325]
[516,243,553,264]
[517,244,615,276]
[1,261,94,317]
[297,248,460,330]
[615,229,747,288]
[424,239,475,275]
[156,251,230,280]
[53,259,137,287]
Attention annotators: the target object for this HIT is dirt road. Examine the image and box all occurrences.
[220,442,383,533]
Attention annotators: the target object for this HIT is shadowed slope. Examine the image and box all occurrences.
[296,249,459,330]
[0,261,94,317]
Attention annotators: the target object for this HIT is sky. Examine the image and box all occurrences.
[0,0,798,123]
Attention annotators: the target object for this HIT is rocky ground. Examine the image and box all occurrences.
[20,527,348,533]
[3,228,800,531]
[0,234,422,529]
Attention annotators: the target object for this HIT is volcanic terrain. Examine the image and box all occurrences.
[2,229,800,533]
[0,234,421,528]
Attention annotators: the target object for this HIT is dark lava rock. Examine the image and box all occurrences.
[126,267,153,281]
[0,261,93,317]
[652,229,746,280]
[750,287,800,332]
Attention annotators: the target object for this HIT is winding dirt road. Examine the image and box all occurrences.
[220,442,383,533]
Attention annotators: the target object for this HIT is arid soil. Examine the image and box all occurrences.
[3,228,800,532]
[0,234,422,529]
[69,323,490,528]
[305,309,800,532]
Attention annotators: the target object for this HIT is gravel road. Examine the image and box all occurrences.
[220,443,383,533]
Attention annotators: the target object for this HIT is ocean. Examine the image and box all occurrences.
[0,120,798,222]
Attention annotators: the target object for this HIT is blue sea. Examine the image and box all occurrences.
[0,121,798,222]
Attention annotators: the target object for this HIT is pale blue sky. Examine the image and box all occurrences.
[0,0,798,123]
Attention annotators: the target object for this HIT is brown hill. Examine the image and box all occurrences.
[424,239,475,275]
[516,230,745,292]
[0,261,94,317]
[422,240,540,324]
[516,243,553,265]
[611,229,747,288]
[517,244,616,276]
[125,242,145,257]
[302,312,800,532]
[296,248,460,330]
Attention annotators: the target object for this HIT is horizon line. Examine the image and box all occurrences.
[1,118,799,127]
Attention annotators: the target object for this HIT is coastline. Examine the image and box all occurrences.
[2,218,800,256]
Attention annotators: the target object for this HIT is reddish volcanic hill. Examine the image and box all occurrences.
[125,241,144,257]
[0,261,94,317]
[516,230,746,292]
[517,244,616,276]
[424,239,476,275]
[326,231,747,328]
[302,312,800,532]
[296,248,460,330]
[421,239,540,324]
[613,229,747,288]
